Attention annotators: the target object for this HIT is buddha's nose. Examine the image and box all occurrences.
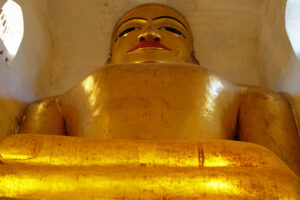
[138,23,161,42]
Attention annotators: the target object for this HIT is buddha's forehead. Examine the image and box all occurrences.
[113,4,191,34]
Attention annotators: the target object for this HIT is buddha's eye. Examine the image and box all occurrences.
[118,27,140,38]
[159,27,185,38]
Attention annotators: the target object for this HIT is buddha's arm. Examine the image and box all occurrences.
[18,97,66,135]
[238,86,300,176]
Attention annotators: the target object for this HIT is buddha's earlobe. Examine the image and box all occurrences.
[105,57,111,64]
[191,51,200,65]
[105,54,112,64]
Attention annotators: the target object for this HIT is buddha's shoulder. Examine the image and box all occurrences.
[60,63,242,102]
[238,85,289,105]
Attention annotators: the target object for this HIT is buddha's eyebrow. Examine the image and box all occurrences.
[113,17,147,37]
[152,16,188,31]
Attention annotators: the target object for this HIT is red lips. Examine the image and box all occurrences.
[127,40,171,53]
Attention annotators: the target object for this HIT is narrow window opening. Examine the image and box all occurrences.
[0,0,24,66]
[286,0,300,58]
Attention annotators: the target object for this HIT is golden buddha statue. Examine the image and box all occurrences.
[0,3,300,199]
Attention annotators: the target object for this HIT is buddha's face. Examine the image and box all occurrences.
[109,4,197,64]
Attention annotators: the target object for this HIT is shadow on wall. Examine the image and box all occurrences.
[19,0,54,99]
[0,97,25,138]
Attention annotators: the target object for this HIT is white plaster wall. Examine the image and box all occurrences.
[256,0,300,130]
[44,0,261,95]
[0,0,53,138]
[257,0,292,89]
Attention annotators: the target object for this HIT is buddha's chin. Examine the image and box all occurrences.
[111,50,193,64]
[113,57,193,64]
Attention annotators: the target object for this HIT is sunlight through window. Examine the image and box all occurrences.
[0,0,23,60]
[286,0,300,58]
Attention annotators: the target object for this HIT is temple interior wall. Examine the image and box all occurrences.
[0,0,299,137]
[0,0,53,137]
[257,0,300,129]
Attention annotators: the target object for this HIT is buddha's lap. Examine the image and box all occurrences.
[0,134,299,199]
